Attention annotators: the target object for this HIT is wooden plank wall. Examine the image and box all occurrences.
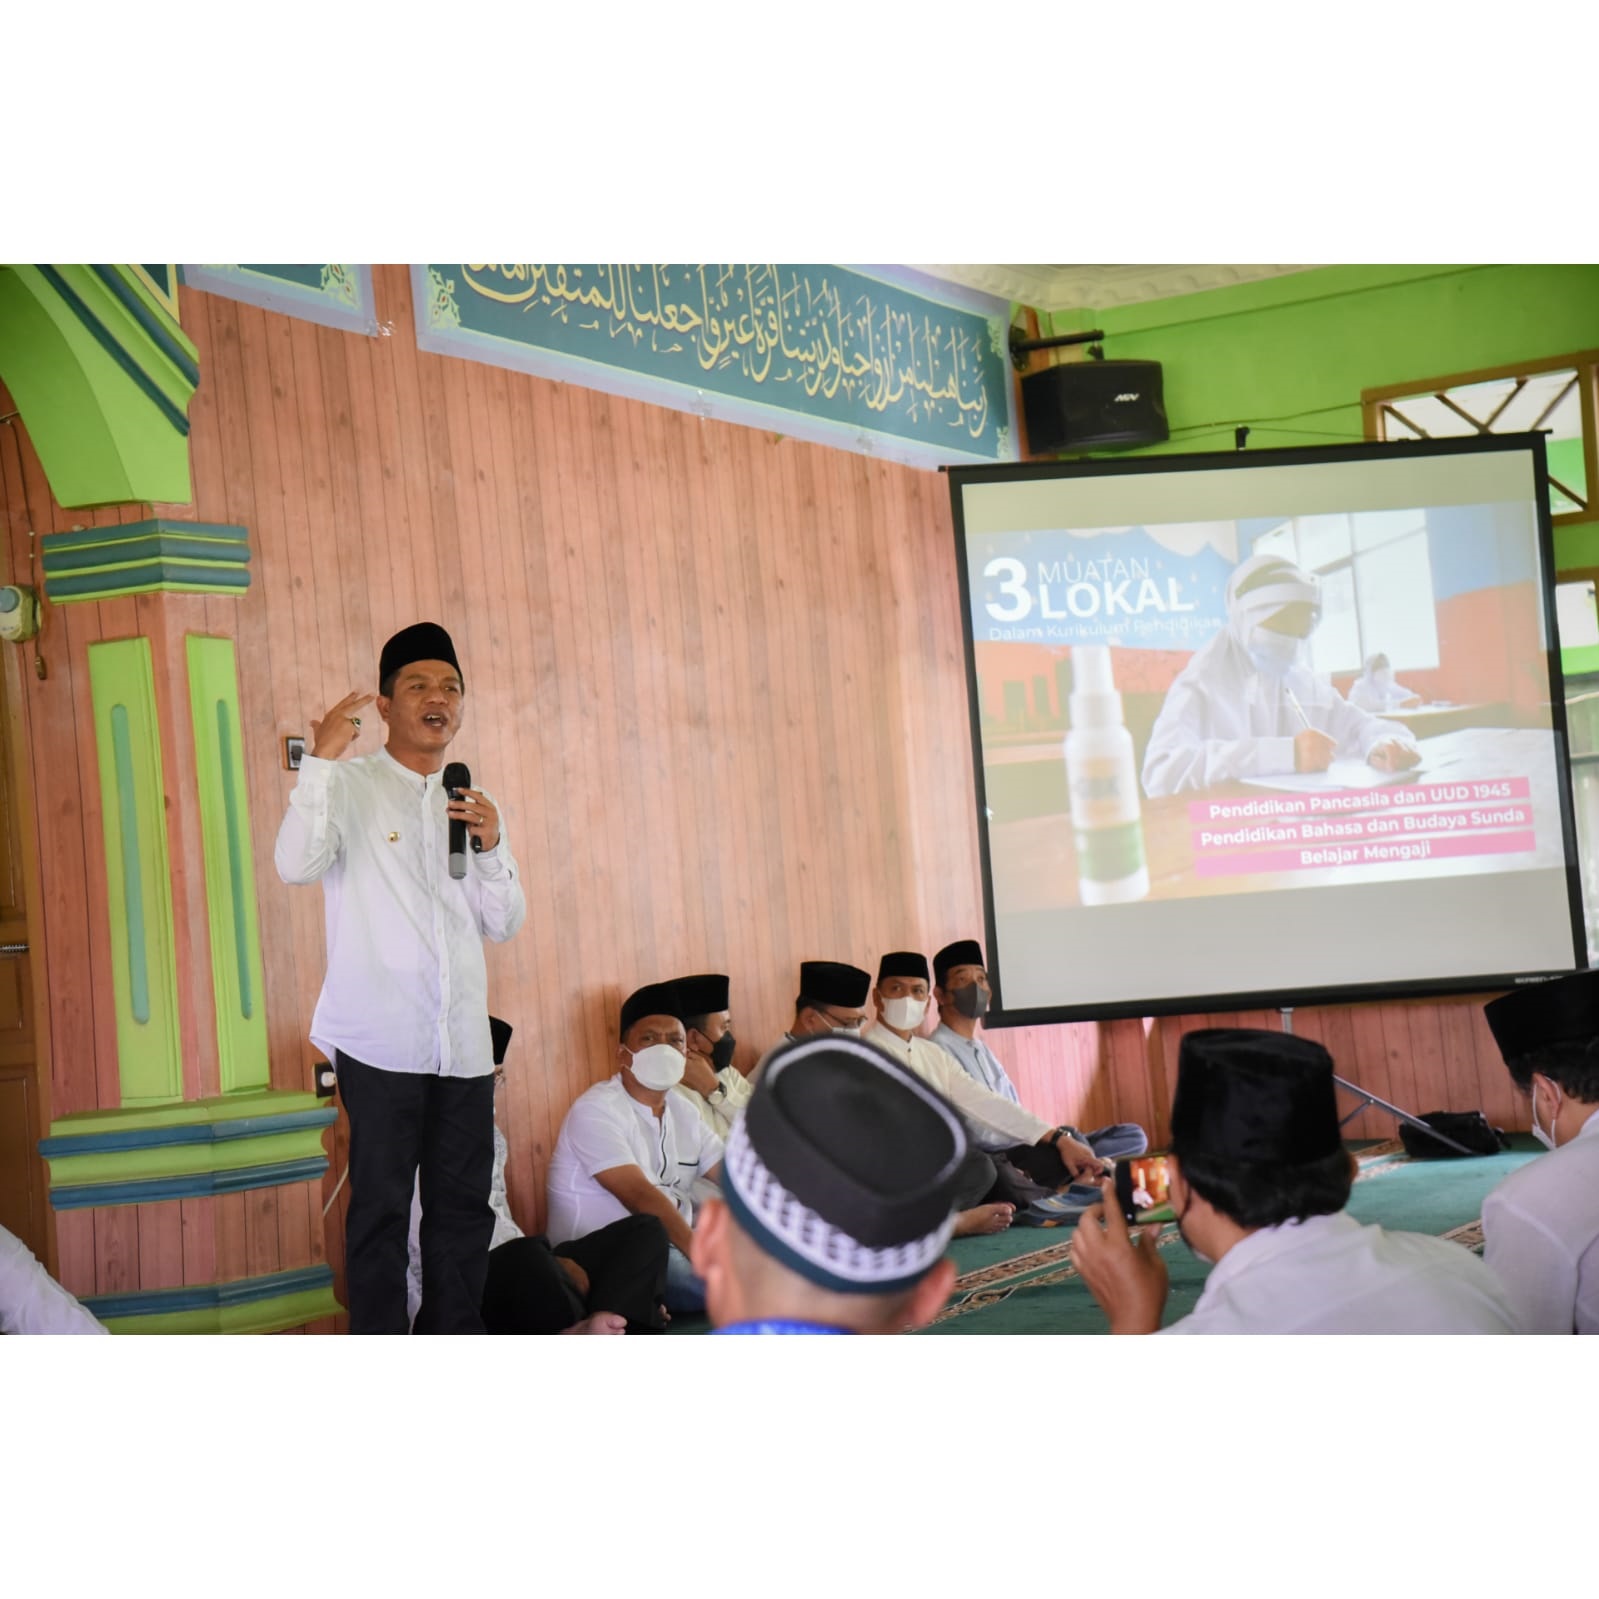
[0,264,1531,1327]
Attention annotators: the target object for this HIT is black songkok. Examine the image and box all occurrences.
[798,961,871,1009]
[380,622,461,688]
[933,940,984,987]
[1484,971,1599,1063]
[877,951,930,984]
[673,974,730,1019]
[620,981,682,1038]
[1170,1029,1343,1165]
[722,1034,967,1295]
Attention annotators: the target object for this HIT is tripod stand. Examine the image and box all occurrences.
[1279,1007,1476,1157]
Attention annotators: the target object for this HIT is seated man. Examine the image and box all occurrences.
[670,972,752,1138]
[1,1223,106,1335]
[409,1067,669,1335]
[1482,972,1599,1334]
[692,1034,965,1334]
[867,950,1133,1232]
[546,981,723,1314]
[1071,1028,1520,1334]
[780,959,875,1043]
[930,937,1147,1205]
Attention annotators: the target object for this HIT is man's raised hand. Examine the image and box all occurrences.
[309,691,375,761]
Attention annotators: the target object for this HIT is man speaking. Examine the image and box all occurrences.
[275,623,527,1333]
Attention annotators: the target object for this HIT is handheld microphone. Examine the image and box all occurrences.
[443,761,472,880]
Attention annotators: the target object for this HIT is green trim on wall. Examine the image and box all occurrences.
[0,265,195,507]
[187,636,270,1092]
[88,638,183,1105]
[47,1127,329,1187]
[49,1156,329,1209]
[42,518,251,604]
[44,1089,325,1139]
[89,266,200,386]
[96,1276,341,1336]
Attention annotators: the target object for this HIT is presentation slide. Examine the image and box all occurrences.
[951,437,1585,1021]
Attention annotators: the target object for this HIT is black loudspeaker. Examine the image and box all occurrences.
[1021,360,1168,453]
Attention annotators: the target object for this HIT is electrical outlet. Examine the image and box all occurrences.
[313,1059,336,1098]
[285,735,305,770]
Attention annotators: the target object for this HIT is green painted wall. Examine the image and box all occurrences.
[0,265,195,507]
[187,636,270,1092]
[88,638,183,1104]
[1045,264,1599,568]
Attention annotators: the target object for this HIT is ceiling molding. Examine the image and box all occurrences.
[911,263,1323,312]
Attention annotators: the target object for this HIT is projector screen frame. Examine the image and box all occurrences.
[947,432,1589,1028]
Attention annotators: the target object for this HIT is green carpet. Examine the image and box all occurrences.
[665,1138,1542,1335]
[920,1137,1541,1335]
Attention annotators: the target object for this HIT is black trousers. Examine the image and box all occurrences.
[952,1148,999,1211]
[482,1215,671,1335]
[337,1053,495,1335]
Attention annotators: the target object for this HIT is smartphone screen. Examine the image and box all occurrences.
[1115,1153,1175,1225]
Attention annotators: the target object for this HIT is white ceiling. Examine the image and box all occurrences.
[910,263,1322,312]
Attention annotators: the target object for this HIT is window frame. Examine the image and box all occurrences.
[1362,349,1599,527]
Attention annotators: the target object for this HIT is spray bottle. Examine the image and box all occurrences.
[1065,644,1150,905]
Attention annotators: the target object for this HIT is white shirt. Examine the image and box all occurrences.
[865,1022,1051,1148]
[930,1023,1029,1152]
[0,1224,107,1335]
[546,1076,725,1247]
[673,1066,754,1138]
[1142,632,1417,797]
[1161,1211,1519,1334]
[407,1121,522,1327]
[1348,674,1418,713]
[1482,1111,1599,1335]
[274,748,526,1076]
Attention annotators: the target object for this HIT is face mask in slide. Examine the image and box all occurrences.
[709,1032,737,1073]
[883,996,929,1031]
[1247,627,1301,678]
[627,1044,686,1091]
[952,983,990,1020]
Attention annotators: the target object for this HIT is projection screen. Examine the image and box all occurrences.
[948,434,1587,1025]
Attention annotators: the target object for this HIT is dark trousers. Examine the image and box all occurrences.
[952,1149,999,1211]
[337,1053,495,1335]
[482,1215,670,1335]
[986,1123,1151,1206]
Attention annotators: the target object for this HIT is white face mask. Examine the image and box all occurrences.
[883,995,929,1031]
[1373,668,1394,688]
[1247,627,1301,678]
[832,1023,863,1038]
[626,1043,685,1091]
[1530,1081,1559,1151]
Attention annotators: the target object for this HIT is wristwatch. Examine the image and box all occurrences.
[708,1080,726,1104]
[1052,1125,1083,1145]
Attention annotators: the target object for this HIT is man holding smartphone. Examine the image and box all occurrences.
[1072,1028,1517,1334]
[275,622,526,1333]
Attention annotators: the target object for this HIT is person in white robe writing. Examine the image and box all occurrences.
[1141,553,1419,797]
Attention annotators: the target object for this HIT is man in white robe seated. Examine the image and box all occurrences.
[546,981,723,1314]
[670,972,751,1138]
[1482,972,1599,1334]
[1072,1028,1520,1334]
[867,950,1137,1232]
[929,937,1148,1209]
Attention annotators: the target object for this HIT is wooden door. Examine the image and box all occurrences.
[0,640,47,1263]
